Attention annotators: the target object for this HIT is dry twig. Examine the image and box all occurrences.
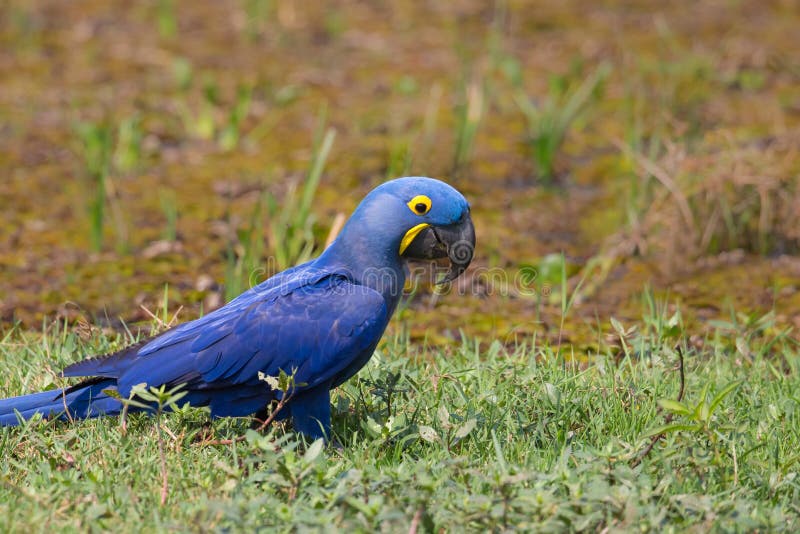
[630,346,685,468]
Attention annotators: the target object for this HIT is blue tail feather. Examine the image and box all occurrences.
[0,379,122,426]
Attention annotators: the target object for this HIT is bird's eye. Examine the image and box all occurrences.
[407,195,432,215]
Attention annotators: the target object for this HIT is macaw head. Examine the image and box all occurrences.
[338,177,475,283]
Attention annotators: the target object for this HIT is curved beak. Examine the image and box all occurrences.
[400,211,475,284]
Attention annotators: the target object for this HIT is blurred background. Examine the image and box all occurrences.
[1,0,799,348]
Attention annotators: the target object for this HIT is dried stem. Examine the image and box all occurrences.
[200,389,296,446]
[408,505,424,534]
[630,346,686,468]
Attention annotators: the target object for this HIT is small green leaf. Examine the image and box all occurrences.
[103,388,122,400]
[345,497,373,516]
[303,439,324,463]
[657,399,691,415]
[709,379,745,416]
[544,382,560,405]
[454,418,477,440]
[162,389,188,409]
[698,400,710,423]
[418,425,439,443]
[610,317,625,336]
[365,417,383,437]
[735,337,750,358]
[437,405,450,427]
[121,398,151,410]
[693,382,711,420]
[642,423,702,438]
[667,310,681,328]
[130,383,158,403]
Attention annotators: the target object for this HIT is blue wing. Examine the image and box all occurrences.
[62,268,389,422]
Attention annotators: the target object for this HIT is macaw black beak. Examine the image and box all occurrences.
[401,211,475,284]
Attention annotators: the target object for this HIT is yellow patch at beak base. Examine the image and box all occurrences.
[399,223,430,255]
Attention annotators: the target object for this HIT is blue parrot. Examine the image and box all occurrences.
[0,177,474,439]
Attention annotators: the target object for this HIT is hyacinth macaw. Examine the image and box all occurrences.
[0,177,474,439]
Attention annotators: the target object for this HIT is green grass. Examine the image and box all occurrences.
[158,188,179,242]
[512,61,610,184]
[222,113,333,301]
[113,114,143,174]
[74,118,139,254]
[222,191,268,303]
[452,77,484,173]
[1,303,799,531]
[173,73,254,151]
[241,0,273,42]
[218,84,253,152]
[265,115,335,272]
[74,121,113,253]
[155,0,177,39]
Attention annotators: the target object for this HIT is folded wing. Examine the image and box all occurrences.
[61,272,389,417]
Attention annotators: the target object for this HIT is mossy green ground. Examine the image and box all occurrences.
[1,1,799,345]
[2,308,799,531]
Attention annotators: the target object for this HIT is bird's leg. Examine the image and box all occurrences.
[198,390,298,446]
[288,385,331,441]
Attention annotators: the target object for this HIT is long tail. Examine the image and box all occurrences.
[0,378,122,426]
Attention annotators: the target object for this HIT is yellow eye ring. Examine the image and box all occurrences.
[407,195,432,216]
